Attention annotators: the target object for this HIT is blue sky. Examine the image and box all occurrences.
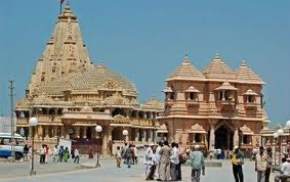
[0,0,289,124]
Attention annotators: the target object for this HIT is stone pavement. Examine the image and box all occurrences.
[0,159,277,182]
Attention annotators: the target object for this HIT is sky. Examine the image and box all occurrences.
[0,0,289,124]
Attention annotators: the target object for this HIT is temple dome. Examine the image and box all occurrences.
[43,64,138,96]
[203,54,236,80]
[167,55,205,81]
[236,60,265,84]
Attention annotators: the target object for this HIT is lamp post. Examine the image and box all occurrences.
[285,121,290,158]
[277,128,284,165]
[95,125,102,167]
[29,117,38,176]
[122,129,129,143]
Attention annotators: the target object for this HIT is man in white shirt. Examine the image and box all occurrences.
[275,158,290,182]
[255,146,267,182]
[170,142,180,181]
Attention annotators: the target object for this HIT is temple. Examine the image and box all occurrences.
[15,4,163,155]
[158,54,269,152]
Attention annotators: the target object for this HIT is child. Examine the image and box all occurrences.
[115,146,122,168]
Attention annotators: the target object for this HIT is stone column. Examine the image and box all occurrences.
[142,129,147,142]
[192,133,196,143]
[61,126,65,138]
[135,129,140,142]
[75,126,80,138]
[148,130,153,142]
[38,125,43,139]
[45,126,49,139]
[233,129,239,147]
[209,127,215,151]
[83,127,87,139]
[102,128,109,155]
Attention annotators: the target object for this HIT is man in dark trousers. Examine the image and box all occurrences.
[231,146,244,182]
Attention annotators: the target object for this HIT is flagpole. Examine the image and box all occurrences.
[59,1,62,15]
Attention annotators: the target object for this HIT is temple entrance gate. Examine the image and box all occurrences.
[215,125,234,150]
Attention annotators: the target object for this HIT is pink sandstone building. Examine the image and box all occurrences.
[158,54,269,152]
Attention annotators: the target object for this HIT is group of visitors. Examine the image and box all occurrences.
[114,143,138,168]
[232,145,290,182]
[38,144,80,164]
[254,145,290,182]
[143,141,205,182]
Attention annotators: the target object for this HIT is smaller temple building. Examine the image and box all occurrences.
[158,54,269,152]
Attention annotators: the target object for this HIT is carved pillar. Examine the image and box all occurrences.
[75,126,80,138]
[233,129,239,147]
[38,125,43,139]
[209,126,215,151]
[193,133,196,143]
[60,126,65,138]
[102,127,109,155]
[148,130,153,142]
[135,129,140,142]
[83,127,87,139]
[142,129,147,142]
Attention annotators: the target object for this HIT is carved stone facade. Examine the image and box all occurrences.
[158,55,269,152]
[15,4,163,155]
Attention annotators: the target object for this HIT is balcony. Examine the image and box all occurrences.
[186,99,199,107]
[244,102,258,110]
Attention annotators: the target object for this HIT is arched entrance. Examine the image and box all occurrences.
[215,125,234,150]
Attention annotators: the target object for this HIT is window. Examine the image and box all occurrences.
[169,92,175,100]
[195,134,202,143]
[247,96,255,103]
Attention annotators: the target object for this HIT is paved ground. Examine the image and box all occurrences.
[0,158,277,182]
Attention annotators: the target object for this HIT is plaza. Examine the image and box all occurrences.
[0,158,273,182]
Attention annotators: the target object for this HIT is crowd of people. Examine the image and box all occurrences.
[114,141,206,182]
[22,144,80,164]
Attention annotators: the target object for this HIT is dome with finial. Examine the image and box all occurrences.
[43,64,138,97]
[142,98,164,110]
[236,60,265,84]
[167,55,205,81]
[203,53,236,80]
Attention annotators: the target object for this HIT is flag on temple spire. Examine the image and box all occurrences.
[59,0,66,14]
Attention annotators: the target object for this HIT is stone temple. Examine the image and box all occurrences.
[15,4,163,155]
[158,54,269,153]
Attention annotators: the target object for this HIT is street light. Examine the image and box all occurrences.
[276,128,284,166]
[95,125,103,167]
[122,129,129,142]
[29,117,38,176]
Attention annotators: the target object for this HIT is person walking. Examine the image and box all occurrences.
[53,145,58,162]
[170,142,179,181]
[155,141,163,180]
[274,157,290,182]
[124,144,133,168]
[265,147,273,182]
[23,144,29,161]
[176,143,182,181]
[74,147,80,164]
[159,141,171,181]
[115,146,122,168]
[63,147,70,162]
[58,146,64,162]
[231,146,244,182]
[39,145,46,164]
[188,145,205,182]
[144,144,154,180]
[255,146,267,182]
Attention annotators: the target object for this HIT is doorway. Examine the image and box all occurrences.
[215,125,233,150]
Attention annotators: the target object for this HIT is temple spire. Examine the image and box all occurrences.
[28,4,92,97]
